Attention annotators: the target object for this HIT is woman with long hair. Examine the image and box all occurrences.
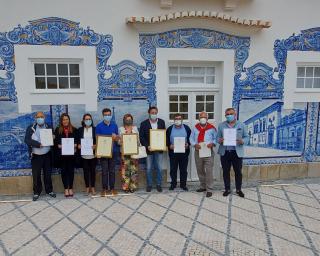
[54,113,78,197]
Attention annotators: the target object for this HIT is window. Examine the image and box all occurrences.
[296,66,320,89]
[169,65,215,85]
[34,62,81,90]
[195,94,215,120]
[169,95,189,120]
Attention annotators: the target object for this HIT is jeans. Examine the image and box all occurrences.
[146,152,163,186]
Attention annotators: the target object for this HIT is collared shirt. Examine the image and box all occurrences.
[150,119,158,129]
[32,125,51,155]
[190,123,217,146]
[96,121,119,152]
[170,125,187,145]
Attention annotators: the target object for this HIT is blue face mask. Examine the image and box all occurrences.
[226,114,235,122]
[104,115,112,122]
[36,117,45,125]
[84,120,92,126]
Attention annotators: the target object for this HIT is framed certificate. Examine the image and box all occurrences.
[149,129,166,151]
[121,134,138,155]
[96,136,113,158]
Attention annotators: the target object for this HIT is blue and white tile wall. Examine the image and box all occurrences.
[0,17,320,177]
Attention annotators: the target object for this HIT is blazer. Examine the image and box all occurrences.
[217,120,249,158]
[54,127,78,158]
[139,118,166,155]
[166,124,191,157]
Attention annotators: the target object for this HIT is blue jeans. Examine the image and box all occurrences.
[146,153,163,186]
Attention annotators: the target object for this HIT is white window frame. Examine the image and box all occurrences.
[296,64,320,90]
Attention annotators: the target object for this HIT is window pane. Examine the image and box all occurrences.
[59,77,69,89]
[180,103,188,112]
[35,77,45,89]
[58,64,68,76]
[69,64,80,75]
[46,64,57,75]
[315,67,320,77]
[182,114,188,120]
[196,95,204,101]
[169,66,178,74]
[206,103,214,112]
[208,113,214,119]
[297,67,305,77]
[169,75,178,84]
[305,78,313,88]
[206,95,214,101]
[193,67,205,75]
[47,77,57,89]
[179,95,188,101]
[180,76,204,83]
[169,103,178,112]
[70,77,80,88]
[206,67,215,75]
[306,67,313,77]
[296,78,304,88]
[206,76,215,84]
[314,78,320,88]
[180,67,192,74]
[169,95,178,101]
[196,113,199,120]
[169,113,175,120]
[34,64,45,76]
[196,103,204,112]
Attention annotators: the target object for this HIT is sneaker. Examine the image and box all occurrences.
[223,190,231,197]
[146,186,152,192]
[169,185,175,191]
[33,194,39,201]
[196,188,206,192]
[206,192,213,198]
[236,190,245,198]
[111,189,117,196]
[181,186,188,191]
[156,185,163,192]
[47,192,56,198]
[100,190,107,197]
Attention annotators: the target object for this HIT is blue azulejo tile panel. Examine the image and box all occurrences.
[316,103,320,156]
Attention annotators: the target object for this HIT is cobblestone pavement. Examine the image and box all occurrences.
[0,179,320,256]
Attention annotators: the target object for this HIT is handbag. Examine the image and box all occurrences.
[131,146,147,159]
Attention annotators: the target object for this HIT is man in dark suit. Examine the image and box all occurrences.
[139,106,166,192]
[166,113,191,191]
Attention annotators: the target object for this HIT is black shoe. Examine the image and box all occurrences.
[169,185,175,191]
[237,190,245,198]
[223,190,231,197]
[156,185,162,192]
[181,186,188,191]
[47,192,56,198]
[196,188,206,192]
[33,194,39,201]
[146,186,152,192]
[206,192,213,198]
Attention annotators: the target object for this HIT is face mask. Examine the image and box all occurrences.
[226,114,235,122]
[124,119,133,126]
[150,114,157,121]
[36,118,44,125]
[104,115,112,122]
[199,118,207,125]
[84,120,92,126]
[174,120,182,126]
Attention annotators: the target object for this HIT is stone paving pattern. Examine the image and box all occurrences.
[0,180,320,256]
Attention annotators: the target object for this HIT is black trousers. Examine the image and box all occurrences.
[100,157,116,190]
[83,158,96,188]
[221,150,243,191]
[31,152,53,195]
[169,153,189,188]
[60,156,75,189]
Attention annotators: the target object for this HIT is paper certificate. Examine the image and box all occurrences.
[62,138,75,155]
[199,142,211,158]
[150,129,166,151]
[174,137,185,153]
[39,129,53,146]
[81,138,93,156]
[122,134,138,155]
[223,128,237,146]
[96,136,113,158]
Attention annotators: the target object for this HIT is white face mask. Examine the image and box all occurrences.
[174,120,182,126]
[199,118,207,125]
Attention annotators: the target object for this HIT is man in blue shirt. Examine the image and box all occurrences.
[190,111,217,198]
[217,107,249,198]
[96,108,120,196]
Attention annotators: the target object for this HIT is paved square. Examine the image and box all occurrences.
[0,179,320,256]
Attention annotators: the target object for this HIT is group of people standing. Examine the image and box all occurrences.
[25,106,248,201]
